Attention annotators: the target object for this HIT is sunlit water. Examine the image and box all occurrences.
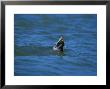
[14,14,97,76]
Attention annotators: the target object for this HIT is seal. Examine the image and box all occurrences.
[53,36,64,52]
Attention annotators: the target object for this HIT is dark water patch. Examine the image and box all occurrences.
[15,45,67,56]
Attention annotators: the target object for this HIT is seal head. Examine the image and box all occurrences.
[53,36,64,52]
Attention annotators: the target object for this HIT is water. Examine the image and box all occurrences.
[14,14,97,76]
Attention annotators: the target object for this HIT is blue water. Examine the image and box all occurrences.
[14,14,97,76]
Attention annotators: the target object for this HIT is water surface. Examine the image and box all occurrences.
[14,14,97,76]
